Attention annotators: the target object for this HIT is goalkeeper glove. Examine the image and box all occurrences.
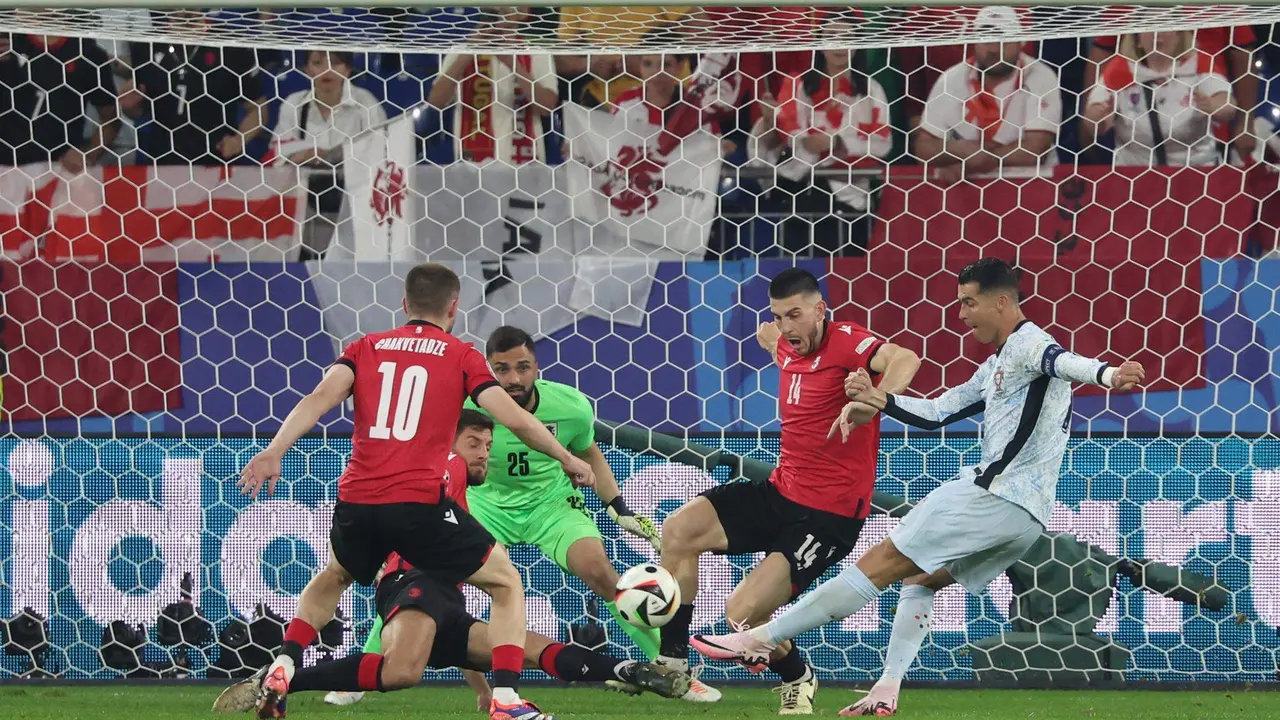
[606,497,662,553]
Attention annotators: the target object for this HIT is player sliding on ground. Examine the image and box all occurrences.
[691,258,1146,716]
[216,411,687,715]
[659,268,921,715]
[235,263,594,720]
[326,326,701,706]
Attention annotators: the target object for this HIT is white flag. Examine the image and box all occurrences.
[343,112,418,261]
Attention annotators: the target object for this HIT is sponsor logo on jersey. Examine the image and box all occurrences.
[443,509,458,525]
[783,356,793,369]
[840,325,853,335]
[545,423,558,437]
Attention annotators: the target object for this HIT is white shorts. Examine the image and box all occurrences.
[887,479,1042,594]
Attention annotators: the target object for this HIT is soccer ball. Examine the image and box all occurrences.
[615,564,681,628]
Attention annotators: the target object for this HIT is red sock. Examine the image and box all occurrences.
[284,619,319,649]
[538,643,565,678]
[492,644,524,674]
[357,653,385,691]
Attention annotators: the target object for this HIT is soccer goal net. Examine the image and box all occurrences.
[0,2,1277,686]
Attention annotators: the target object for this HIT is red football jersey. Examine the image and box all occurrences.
[334,320,498,505]
[772,320,884,518]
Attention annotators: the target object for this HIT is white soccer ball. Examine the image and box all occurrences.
[615,564,681,629]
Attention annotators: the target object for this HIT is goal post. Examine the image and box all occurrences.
[0,1,1276,687]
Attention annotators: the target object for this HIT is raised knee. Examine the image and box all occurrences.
[662,501,709,554]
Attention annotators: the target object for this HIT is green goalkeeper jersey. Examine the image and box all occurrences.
[464,380,595,511]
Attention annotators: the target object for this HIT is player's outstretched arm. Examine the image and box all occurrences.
[1037,342,1146,390]
[475,385,596,488]
[238,364,355,498]
[585,443,662,552]
[846,363,990,431]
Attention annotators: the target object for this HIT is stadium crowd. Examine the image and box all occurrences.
[1,6,1278,259]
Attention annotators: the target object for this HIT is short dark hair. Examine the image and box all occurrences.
[486,325,536,357]
[769,268,822,300]
[457,408,495,436]
[404,263,460,317]
[958,258,1021,298]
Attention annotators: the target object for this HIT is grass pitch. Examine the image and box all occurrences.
[0,684,1275,720]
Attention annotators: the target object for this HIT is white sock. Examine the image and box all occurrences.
[880,584,935,689]
[760,565,882,644]
[492,687,521,705]
[268,655,296,682]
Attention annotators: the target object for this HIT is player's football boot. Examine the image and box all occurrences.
[211,666,266,713]
[604,661,692,699]
[490,698,554,720]
[690,628,776,673]
[652,655,722,702]
[254,664,290,719]
[324,691,366,706]
[838,684,899,716]
[775,672,818,715]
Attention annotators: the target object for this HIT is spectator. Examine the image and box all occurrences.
[556,5,692,107]
[1085,25,1259,161]
[121,11,266,165]
[915,7,1062,183]
[0,33,118,173]
[429,8,557,164]
[1082,31,1235,168]
[272,50,387,260]
[749,42,892,256]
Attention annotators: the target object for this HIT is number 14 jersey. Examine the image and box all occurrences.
[334,320,498,505]
[773,321,884,519]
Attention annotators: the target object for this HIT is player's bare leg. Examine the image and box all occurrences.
[464,544,545,719]
[255,547,355,718]
[841,569,951,717]
[693,538,921,668]
[726,553,818,715]
[564,537,662,659]
[657,496,728,702]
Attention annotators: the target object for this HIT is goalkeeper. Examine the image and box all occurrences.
[330,326,682,706]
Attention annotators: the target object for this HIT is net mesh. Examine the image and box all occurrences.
[0,2,1277,689]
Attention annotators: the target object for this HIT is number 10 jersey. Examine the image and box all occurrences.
[334,319,498,505]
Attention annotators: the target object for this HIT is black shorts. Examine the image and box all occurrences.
[375,569,480,671]
[701,478,866,598]
[330,499,495,586]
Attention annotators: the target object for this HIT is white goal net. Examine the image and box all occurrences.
[0,2,1277,687]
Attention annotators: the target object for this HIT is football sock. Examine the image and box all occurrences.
[761,565,881,644]
[289,652,385,692]
[768,644,810,684]
[606,600,661,660]
[881,584,935,687]
[272,619,319,681]
[538,642,636,682]
[659,603,696,660]
[491,644,524,704]
[362,615,385,655]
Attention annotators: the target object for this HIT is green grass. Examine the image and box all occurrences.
[0,685,1277,720]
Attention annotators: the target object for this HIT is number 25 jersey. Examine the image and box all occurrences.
[334,320,498,505]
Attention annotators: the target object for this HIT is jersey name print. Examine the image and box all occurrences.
[773,321,884,518]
